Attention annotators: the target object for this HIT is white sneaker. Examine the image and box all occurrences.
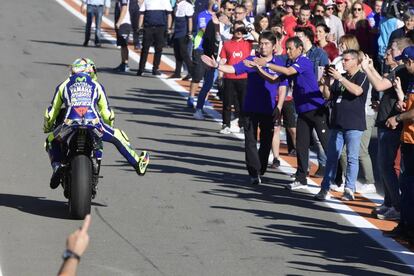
[341,187,355,201]
[377,207,400,221]
[230,117,239,127]
[356,183,377,194]
[286,181,308,190]
[230,125,241,133]
[219,126,231,134]
[193,109,205,120]
[330,184,344,192]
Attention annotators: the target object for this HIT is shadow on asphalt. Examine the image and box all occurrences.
[104,83,406,274]
[0,193,106,220]
[204,177,412,275]
[29,39,116,50]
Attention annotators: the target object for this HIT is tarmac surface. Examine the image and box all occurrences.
[0,1,413,275]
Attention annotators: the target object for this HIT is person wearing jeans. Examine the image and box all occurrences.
[81,0,110,47]
[315,49,370,201]
[361,42,413,219]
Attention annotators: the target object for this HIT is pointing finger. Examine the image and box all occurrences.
[81,214,91,234]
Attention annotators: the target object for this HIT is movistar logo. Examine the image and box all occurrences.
[76,76,86,82]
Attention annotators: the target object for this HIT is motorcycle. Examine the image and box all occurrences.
[54,108,103,219]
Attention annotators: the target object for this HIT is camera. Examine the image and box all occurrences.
[382,0,411,19]
[325,64,335,74]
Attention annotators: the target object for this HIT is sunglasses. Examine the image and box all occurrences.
[327,7,335,10]
[343,58,355,62]
[226,8,235,11]
[353,8,362,11]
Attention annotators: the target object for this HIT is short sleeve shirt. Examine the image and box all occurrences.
[330,70,369,130]
[174,1,194,38]
[194,10,212,50]
[233,56,288,115]
[220,39,252,79]
[140,0,172,27]
[115,0,131,25]
[288,55,326,113]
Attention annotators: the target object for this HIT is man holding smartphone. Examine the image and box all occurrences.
[315,49,370,201]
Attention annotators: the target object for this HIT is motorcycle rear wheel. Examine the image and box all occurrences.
[69,154,92,219]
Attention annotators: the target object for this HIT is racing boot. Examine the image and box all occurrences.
[136,151,150,176]
[50,162,64,189]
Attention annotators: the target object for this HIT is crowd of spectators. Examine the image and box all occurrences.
[81,0,414,243]
[172,0,414,243]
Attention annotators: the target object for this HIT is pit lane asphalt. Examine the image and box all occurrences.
[0,1,412,275]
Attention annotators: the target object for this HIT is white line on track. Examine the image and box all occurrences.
[54,0,414,271]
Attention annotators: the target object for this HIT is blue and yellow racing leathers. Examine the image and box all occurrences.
[44,73,142,169]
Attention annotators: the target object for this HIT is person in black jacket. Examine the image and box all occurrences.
[388,10,414,47]
[192,0,236,119]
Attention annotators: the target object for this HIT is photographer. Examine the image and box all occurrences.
[315,49,370,201]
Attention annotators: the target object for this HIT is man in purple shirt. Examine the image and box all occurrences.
[202,31,288,185]
[255,36,329,190]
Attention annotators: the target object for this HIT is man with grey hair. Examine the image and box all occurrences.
[315,49,370,201]
[388,9,414,46]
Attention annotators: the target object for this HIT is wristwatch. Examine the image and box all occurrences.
[396,114,402,123]
[62,249,81,261]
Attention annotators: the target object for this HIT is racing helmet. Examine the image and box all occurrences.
[70,58,97,80]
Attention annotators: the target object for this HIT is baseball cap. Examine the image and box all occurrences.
[395,46,414,61]
[325,0,335,6]
[336,0,345,4]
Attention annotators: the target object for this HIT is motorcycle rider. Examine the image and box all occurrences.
[44,58,150,189]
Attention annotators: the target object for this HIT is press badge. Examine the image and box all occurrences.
[336,96,342,103]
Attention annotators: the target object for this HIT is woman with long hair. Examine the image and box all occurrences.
[336,0,350,21]
[331,34,360,72]
[344,1,374,57]
[254,13,270,33]
[316,23,339,62]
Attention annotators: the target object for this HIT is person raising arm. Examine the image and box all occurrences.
[58,215,91,276]
[202,31,288,185]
